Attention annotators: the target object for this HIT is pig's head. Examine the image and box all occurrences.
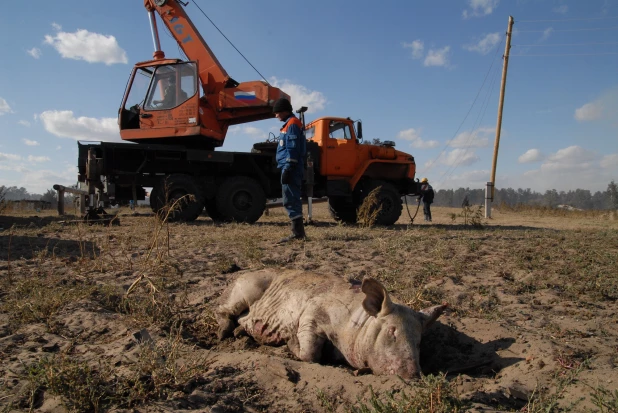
[357,277,447,379]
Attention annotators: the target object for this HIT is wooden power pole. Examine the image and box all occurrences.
[486,15,514,218]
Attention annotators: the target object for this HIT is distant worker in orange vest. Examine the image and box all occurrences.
[418,177,435,222]
[273,98,307,243]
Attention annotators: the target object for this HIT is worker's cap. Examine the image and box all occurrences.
[421,177,428,183]
[273,98,293,113]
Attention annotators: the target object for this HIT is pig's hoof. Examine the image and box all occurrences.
[353,367,372,376]
[217,320,235,340]
[233,325,248,338]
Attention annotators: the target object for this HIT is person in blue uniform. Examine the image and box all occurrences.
[273,98,307,242]
[418,177,435,222]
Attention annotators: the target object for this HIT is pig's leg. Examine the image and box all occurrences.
[294,316,326,362]
[216,270,276,340]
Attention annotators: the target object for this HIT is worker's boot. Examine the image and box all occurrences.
[277,217,306,244]
[293,217,306,239]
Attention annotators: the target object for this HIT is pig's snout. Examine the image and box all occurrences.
[392,359,422,379]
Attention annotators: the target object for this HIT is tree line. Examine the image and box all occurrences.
[432,181,618,210]
[0,186,63,210]
[2,181,618,212]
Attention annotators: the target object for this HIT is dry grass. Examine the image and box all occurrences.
[1,203,618,411]
[357,187,382,228]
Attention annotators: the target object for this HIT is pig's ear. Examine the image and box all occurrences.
[418,303,448,332]
[361,278,394,317]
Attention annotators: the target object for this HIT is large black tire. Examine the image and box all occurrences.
[361,180,403,226]
[151,174,205,222]
[205,199,225,222]
[328,196,358,224]
[216,176,266,223]
[149,186,163,213]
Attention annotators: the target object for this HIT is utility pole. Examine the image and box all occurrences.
[486,15,514,219]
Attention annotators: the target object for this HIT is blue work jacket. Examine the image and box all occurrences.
[276,115,306,171]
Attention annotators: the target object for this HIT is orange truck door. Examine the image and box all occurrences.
[322,120,358,177]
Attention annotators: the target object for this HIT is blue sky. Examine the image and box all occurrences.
[1,0,617,195]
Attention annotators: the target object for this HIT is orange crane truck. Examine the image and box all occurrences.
[77,0,422,225]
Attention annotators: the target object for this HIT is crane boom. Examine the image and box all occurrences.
[144,0,232,94]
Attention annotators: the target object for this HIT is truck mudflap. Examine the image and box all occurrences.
[405,178,421,196]
[326,179,352,197]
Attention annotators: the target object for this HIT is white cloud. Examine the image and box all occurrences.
[403,40,424,59]
[574,88,618,122]
[22,139,39,146]
[56,146,62,150]
[463,0,499,19]
[448,127,492,148]
[0,97,13,115]
[28,155,50,163]
[269,77,327,113]
[540,27,554,42]
[44,29,128,65]
[19,120,31,127]
[396,128,439,149]
[39,110,120,141]
[542,146,597,172]
[463,33,501,55]
[27,47,42,59]
[518,149,543,163]
[553,5,569,14]
[574,102,603,121]
[426,148,480,168]
[52,22,62,31]
[439,169,490,189]
[443,148,480,166]
[228,125,268,141]
[2,165,78,195]
[0,152,22,162]
[424,46,451,67]
[522,146,618,191]
[601,154,618,168]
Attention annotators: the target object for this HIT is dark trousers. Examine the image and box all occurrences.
[423,202,432,222]
[282,167,303,220]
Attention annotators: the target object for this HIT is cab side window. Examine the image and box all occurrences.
[305,126,315,140]
[329,121,352,140]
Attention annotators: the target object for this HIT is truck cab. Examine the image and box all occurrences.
[255,116,420,225]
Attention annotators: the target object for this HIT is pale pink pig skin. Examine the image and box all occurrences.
[216,269,447,379]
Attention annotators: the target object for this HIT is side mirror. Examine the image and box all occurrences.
[357,121,363,142]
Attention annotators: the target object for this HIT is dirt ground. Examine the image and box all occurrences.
[0,204,617,412]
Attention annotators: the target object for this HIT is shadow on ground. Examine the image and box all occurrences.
[421,321,523,377]
[0,235,97,260]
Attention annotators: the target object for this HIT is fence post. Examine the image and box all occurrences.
[57,188,65,216]
[485,182,493,219]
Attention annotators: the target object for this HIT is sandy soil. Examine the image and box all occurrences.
[0,204,617,412]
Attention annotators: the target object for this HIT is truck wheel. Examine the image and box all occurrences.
[205,199,225,222]
[328,197,358,224]
[216,176,266,223]
[149,186,164,213]
[363,180,403,226]
[152,174,205,222]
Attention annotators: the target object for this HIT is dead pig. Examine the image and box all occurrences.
[216,269,447,378]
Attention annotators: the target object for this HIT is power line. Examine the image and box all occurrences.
[511,52,618,56]
[436,64,501,186]
[514,42,618,47]
[516,26,618,33]
[517,16,618,23]
[191,0,270,84]
[419,39,503,176]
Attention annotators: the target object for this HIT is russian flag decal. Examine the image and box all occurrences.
[234,91,256,100]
